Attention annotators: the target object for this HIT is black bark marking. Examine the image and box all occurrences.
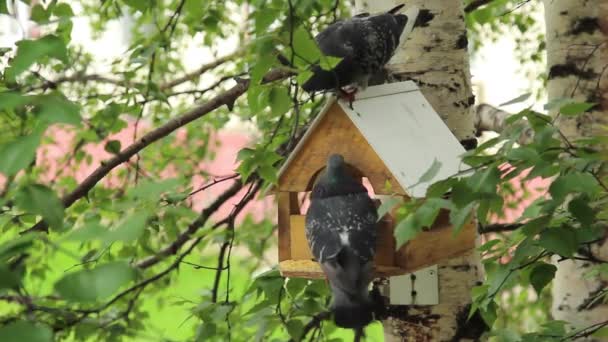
[415,9,434,27]
[460,138,478,151]
[560,11,568,16]
[577,285,607,311]
[456,34,468,49]
[570,17,599,35]
[548,62,596,80]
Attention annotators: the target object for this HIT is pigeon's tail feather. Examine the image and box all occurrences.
[276,53,292,67]
[400,6,419,42]
[333,304,374,329]
[387,3,405,14]
[301,67,339,92]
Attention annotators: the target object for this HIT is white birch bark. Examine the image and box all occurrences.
[354,1,483,340]
[543,0,608,338]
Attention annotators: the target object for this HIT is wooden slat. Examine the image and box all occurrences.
[277,192,292,262]
[395,210,477,273]
[282,209,476,279]
[278,103,406,195]
[279,260,408,279]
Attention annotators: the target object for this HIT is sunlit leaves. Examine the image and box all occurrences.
[4,35,68,81]
[54,262,136,303]
[394,198,449,248]
[236,147,282,183]
[15,184,65,230]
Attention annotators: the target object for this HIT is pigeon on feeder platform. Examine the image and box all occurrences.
[301,4,419,106]
[305,154,378,330]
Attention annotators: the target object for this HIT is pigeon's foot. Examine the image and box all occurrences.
[338,87,358,109]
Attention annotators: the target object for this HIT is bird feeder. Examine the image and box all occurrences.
[276,81,476,279]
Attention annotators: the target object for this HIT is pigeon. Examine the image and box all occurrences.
[305,154,378,330]
[301,4,419,101]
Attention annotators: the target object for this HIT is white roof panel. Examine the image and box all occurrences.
[340,81,466,198]
[277,81,466,197]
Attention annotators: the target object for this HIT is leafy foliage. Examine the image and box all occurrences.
[392,104,608,339]
[0,0,357,340]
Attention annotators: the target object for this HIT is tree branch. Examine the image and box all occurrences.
[159,48,246,91]
[23,69,291,234]
[474,103,533,144]
[478,222,523,234]
[136,180,243,269]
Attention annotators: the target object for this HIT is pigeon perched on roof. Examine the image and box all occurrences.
[301,4,419,99]
[305,154,378,330]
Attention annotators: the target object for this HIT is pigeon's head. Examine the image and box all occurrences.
[325,154,347,181]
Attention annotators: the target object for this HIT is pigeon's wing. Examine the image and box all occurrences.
[306,193,378,263]
[305,198,342,263]
[314,193,378,296]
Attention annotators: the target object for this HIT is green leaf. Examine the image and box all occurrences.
[250,55,275,85]
[34,93,81,126]
[592,328,608,338]
[539,227,578,257]
[425,178,456,198]
[377,197,401,220]
[416,158,442,185]
[123,0,151,12]
[236,148,255,162]
[53,3,74,17]
[63,222,107,242]
[0,92,30,111]
[15,184,64,230]
[258,164,277,184]
[0,235,36,262]
[521,216,551,237]
[491,328,521,342]
[559,102,596,116]
[499,93,531,106]
[104,140,121,154]
[0,130,43,176]
[0,264,22,290]
[394,216,421,249]
[549,173,599,202]
[568,196,594,226]
[128,178,180,200]
[319,56,342,71]
[269,87,291,117]
[0,321,53,342]
[449,202,474,234]
[54,261,136,303]
[30,4,50,23]
[104,211,150,243]
[247,85,269,113]
[291,26,321,64]
[5,35,68,80]
[529,262,556,295]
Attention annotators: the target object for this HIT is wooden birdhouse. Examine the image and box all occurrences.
[277,81,476,279]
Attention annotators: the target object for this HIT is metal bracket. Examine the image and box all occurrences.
[389,265,439,305]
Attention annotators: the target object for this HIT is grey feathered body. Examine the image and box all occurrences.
[302,5,415,92]
[305,159,378,329]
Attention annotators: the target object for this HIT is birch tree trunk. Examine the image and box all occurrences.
[354,1,484,340]
[543,0,608,336]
